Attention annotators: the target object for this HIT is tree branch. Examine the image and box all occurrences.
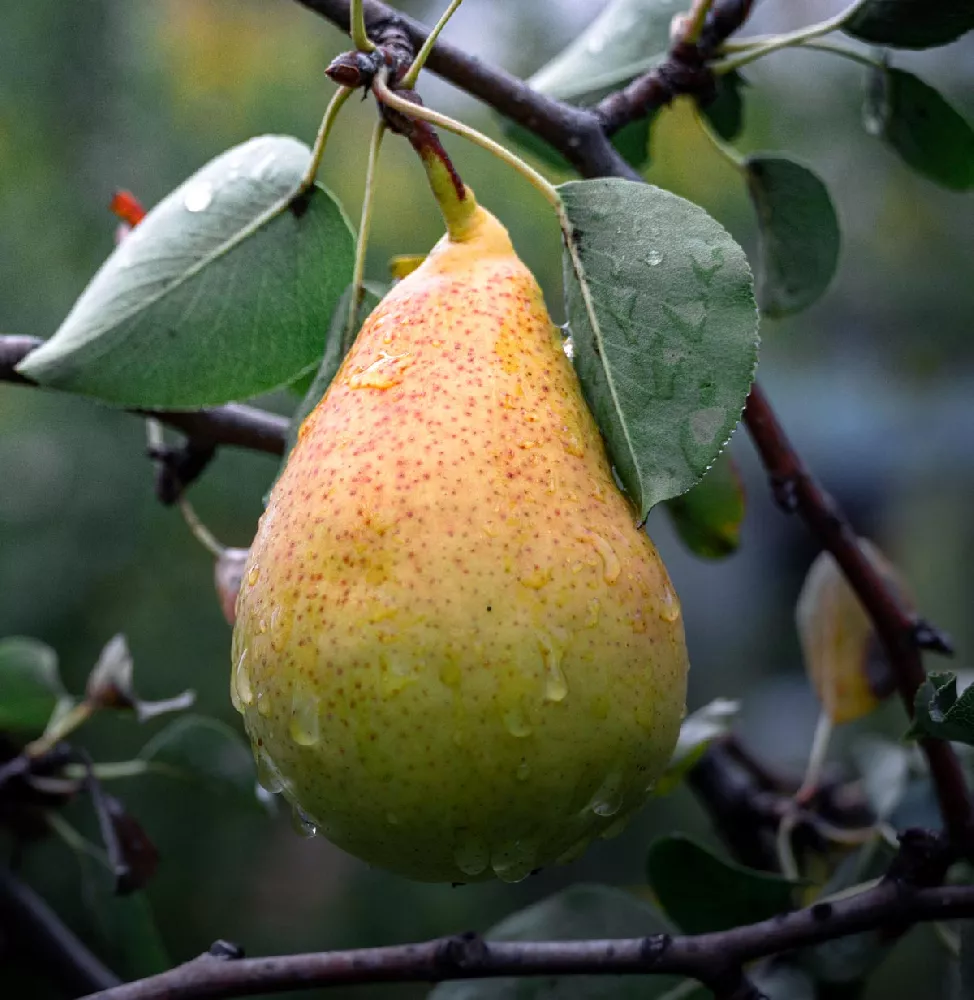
[79,874,974,1000]
[0,865,121,996]
[1,336,287,457]
[743,384,974,844]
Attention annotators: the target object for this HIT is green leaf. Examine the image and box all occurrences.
[909,672,974,745]
[864,68,974,191]
[701,71,746,143]
[138,715,258,803]
[750,961,816,1000]
[646,834,798,934]
[18,135,355,407]
[430,884,686,1000]
[844,0,974,49]
[560,178,758,517]
[0,636,66,732]
[745,154,840,318]
[526,0,689,102]
[653,698,740,796]
[664,451,745,559]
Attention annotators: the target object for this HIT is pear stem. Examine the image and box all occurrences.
[300,86,353,193]
[401,0,465,89]
[348,120,386,340]
[349,0,375,52]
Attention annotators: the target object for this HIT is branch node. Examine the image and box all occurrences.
[769,475,800,513]
[913,619,954,657]
[436,931,488,972]
[639,933,672,966]
[208,940,246,960]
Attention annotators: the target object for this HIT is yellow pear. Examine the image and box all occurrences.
[231,190,689,883]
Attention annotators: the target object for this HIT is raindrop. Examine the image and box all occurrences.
[290,804,318,838]
[247,564,260,587]
[589,769,625,817]
[233,648,254,707]
[256,752,283,794]
[491,838,538,883]
[503,705,533,738]
[289,692,321,746]
[183,180,214,213]
[454,834,490,876]
[646,248,663,266]
[516,760,531,781]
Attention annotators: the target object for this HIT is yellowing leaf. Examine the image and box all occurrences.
[796,542,911,724]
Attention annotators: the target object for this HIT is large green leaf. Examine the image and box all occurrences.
[138,715,258,804]
[745,155,840,318]
[864,68,974,191]
[559,178,758,517]
[430,884,687,1000]
[18,135,354,407]
[646,835,798,934]
[664,451,745,559]
[844,0,974,49]
[0,636,66,732]
[527,0,689,103]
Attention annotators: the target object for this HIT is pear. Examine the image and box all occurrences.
[231,192,689,883]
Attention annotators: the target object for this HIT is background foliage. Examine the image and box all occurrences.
[1,1,973,997]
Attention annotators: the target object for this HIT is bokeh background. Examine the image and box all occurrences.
[1,0,972,997]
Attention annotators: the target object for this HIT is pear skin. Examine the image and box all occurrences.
[232,203,689,882]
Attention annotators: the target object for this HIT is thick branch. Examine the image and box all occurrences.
[81,878,974,1000]
[1,336,287,457]
[743,384,974,844]
[0,866,121,996]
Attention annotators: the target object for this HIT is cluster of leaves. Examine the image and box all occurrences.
[0,635,260,977]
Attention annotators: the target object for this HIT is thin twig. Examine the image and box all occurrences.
[0,866,121,995]
[79,876,974,999]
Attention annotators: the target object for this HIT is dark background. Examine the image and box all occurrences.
[1,1,972,996]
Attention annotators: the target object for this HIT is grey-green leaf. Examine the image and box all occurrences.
[745,154,840,318]
[864,68,974,191]
[0,636,66,732]
[138,715,258,803]
[18,135,354,407]
[844,0,974,49]
[646,834,798,934]
[527,0,689,102]
[560,178,758,516]
[653,697,740,796]
[430,884,685,1000]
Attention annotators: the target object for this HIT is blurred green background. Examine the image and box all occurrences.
[1,1,972,997]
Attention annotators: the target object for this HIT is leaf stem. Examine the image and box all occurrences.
[692,106,745,172]
[372,74,563,216]
[347,121,385,341]
[712,0,872,75]
[300,86,353,192]
[402,0,465,89]
[28,701,95,758]
[349,0,375,52]
[681,0,716,47]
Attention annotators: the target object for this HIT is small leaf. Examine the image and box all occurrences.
[745,154,840,317]
[560,177,758,516]
[527,0,688,102]
[18,135,355,407]
[851,736,911,820]
[910,672,974,745]
[701,71,746,142]
[88,780,160,895]
[864,67,974,191]
[646,834,798,934]
[0,636,66,732]
[664,451,745,559]
[653,697,740,796]
[138,715,258,803]
[796,543,908,724]
[844,0,974,49]
[86,634,195,722]
[430,884,684,1000]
